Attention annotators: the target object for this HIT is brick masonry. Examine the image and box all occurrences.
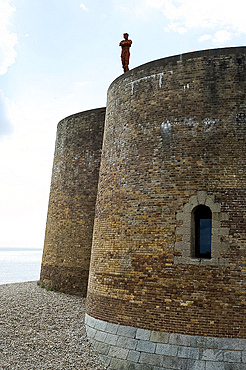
[40,108,105,296]
[39,47,246,366]
[86,47,246,339]
[85,313,246,369]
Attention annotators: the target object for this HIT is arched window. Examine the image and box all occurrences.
[194,205,212,259]
[175,192,229,266]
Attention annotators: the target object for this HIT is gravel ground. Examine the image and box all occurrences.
[0,281,106,369]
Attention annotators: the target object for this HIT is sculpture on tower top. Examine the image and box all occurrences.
[119,33,132,73]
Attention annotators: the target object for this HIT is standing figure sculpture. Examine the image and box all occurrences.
[119,33,132,73]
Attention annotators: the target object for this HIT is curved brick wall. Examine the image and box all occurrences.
[40,107,105,296]
[86,47,246,368]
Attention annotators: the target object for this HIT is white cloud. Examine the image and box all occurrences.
[159,0,245,31]
[0,97,57,249]
[0,0,18,75]
[0,90,13,137]
[66,93,75,99]
[199,34,212,42]
[112,0,160,19]
[146,0,166,8]
[113,0,246,40]
[213,30,232,44]
[75,81,91,87]
[80,3,89,11]
[166,21,187,34]
[143,0,246,43]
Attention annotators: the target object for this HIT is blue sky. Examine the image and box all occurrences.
[0,0,245,250]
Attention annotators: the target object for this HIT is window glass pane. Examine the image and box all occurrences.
[199,218,212,254]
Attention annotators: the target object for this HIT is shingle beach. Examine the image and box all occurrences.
[0,281,105,369]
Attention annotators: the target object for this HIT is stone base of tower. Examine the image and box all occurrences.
[85,314,246,370]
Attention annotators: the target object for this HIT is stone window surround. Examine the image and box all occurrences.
[174,191,229,266]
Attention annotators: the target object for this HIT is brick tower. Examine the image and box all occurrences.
[40,108,105,296]
[85,48,246,369]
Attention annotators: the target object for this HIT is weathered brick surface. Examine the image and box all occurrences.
[40,108,105,295]
[86,47,246,338]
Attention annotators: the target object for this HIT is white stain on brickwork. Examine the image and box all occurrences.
[84,149,96,169]
[160,117,220,140]
[184,117,199,128]
[161,121,171,132]
[203,118,219,132]
[53,159,63,181]
[120,255,132,268]
[161,121,172,142]
[128,71,173,94]
[158,72,163,88]
[128,76,152,95]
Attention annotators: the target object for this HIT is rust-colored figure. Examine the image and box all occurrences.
[119,33,132,72]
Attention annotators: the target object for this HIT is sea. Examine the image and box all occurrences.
[0,248,43,285]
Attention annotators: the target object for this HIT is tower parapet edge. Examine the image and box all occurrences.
[86,47,246,369]
[40,107,105,296]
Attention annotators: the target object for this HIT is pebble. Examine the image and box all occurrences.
[0,281,106,369]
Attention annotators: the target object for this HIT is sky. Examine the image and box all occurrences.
[0,0,245,251]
